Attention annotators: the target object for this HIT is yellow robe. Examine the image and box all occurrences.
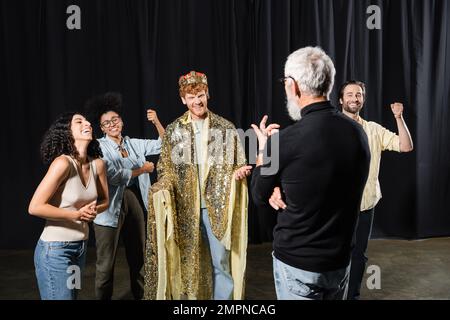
[143,111,248,300]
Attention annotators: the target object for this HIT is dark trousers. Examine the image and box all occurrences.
[347,208,375,300]
[93,185,146,300]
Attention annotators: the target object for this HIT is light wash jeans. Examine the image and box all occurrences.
[273,253,350,300]
[200,208,234,300]
[34,239,87,300]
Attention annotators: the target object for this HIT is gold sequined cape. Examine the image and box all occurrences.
[143,111,248,300]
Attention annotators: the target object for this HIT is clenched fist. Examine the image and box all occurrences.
[147,109,160,124]
[76,200,98,222]
[141,161,155,174]
[390,102,404,119]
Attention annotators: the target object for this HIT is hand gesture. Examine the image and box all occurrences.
[147,109,160,124]
[268,187,286,210]
[234,165,252,180]
[390,102,404,119]
[141,161,155,174]
[77,200,98,222]
[251,115,280,150]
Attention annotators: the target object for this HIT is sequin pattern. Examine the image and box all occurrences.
[143,111,247,299]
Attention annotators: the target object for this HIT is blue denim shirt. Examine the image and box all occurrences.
[94,135,162,227]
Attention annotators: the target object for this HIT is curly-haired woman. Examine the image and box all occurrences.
[28,112,109,300]
[85,92,164,300]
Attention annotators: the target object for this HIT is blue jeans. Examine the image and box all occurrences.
[200,208,234,300]
[273,253,350,300]
[34,239,87,300]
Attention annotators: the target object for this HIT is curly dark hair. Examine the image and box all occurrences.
[84,92,123,127]
[40,112,103,164]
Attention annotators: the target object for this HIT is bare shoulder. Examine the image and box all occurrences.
[51,155,71,170]
[47,156,71,179]
[93,158,106,172]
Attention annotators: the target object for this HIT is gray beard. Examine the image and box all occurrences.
[286,98,302,121]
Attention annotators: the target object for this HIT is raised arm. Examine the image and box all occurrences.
[250,116,282,206]
[147,109,165,138]
[391,102,413,152]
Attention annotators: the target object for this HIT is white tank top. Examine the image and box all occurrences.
[40,156,98,242]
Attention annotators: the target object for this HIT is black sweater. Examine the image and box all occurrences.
[251,101,370,272]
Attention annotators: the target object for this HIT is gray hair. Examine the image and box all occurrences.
[284,46,336,98]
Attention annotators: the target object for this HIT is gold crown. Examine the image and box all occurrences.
[178,71,208,88]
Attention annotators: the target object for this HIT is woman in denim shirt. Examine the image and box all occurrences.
[29,112,109,300]
[85,92,164,300]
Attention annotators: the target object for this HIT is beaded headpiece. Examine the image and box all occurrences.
[178,71,208,88]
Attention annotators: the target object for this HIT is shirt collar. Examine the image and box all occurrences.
[300,101,335,117]
[105,135,128,150]
[187,111,209,123]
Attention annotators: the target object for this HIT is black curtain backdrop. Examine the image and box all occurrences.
[0,0,449,249]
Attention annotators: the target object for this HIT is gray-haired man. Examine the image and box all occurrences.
[251,47,370,300]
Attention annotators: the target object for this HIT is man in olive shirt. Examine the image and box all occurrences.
[339,80,414,300]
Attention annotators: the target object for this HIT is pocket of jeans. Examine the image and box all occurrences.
[77,241,87,259]
[282,265,313,296]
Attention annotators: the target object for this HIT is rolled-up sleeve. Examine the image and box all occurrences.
[132,137,162,156]
[379,125,400,152]
[104,158,132,186]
